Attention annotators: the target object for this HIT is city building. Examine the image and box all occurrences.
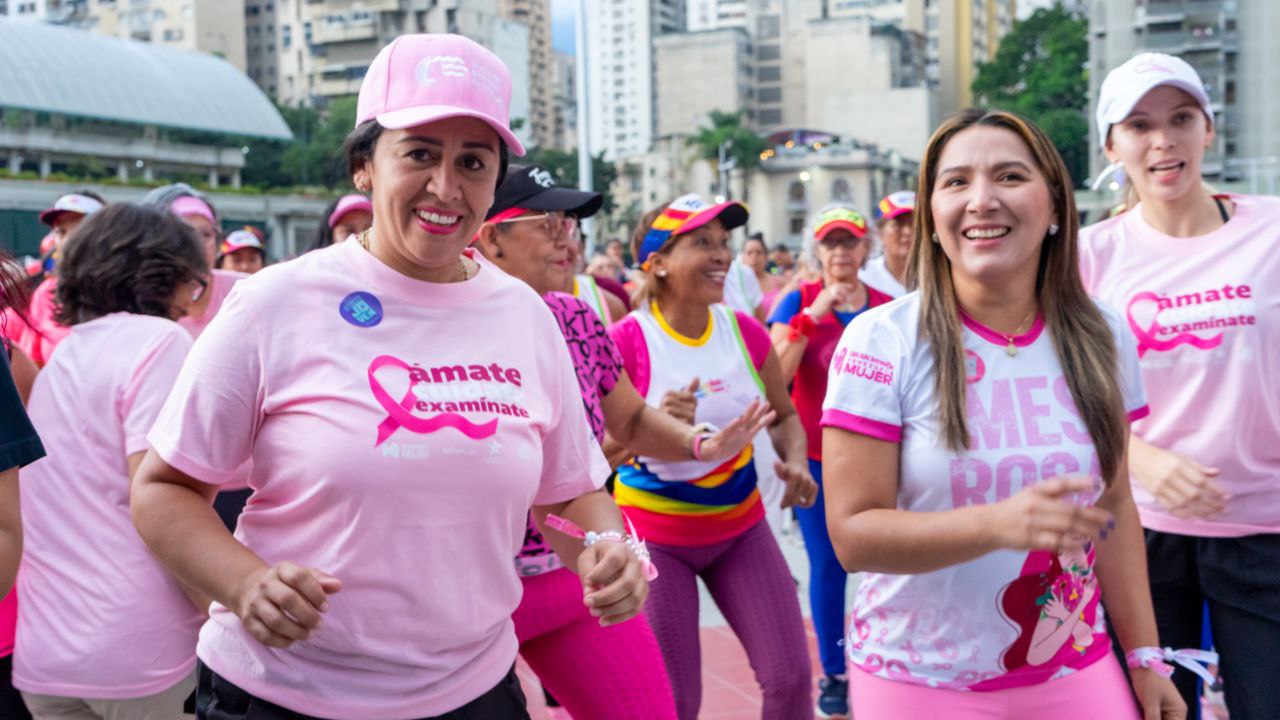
[498,0,556,150]
[553,49,578,151]
[748,134,918,250]
[586,0,686,160]
[5,0,248,72]
[653,27,753,137]
[930,0,1018,115]
[1088,0,1280,189]
[687,0,747,31]
[607,133,716,238]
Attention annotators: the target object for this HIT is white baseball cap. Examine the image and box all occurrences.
[1096,52,1213,148]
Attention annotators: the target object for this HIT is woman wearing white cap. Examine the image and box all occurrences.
[131,34,649,720]
[1081,52,1280,718]
[860,190,916,298]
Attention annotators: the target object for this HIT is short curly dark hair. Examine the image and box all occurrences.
[55,203,209,325]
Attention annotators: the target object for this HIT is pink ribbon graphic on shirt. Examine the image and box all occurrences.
[1126,292,1223,358]
[368,355,498,446]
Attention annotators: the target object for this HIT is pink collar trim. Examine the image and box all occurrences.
[958,308,1045,349]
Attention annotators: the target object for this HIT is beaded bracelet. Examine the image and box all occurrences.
[544,515,659,581]
[1125,646,1220,690]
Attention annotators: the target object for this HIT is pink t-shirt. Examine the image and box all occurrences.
[16,313,201,698]
[821,293,1147,691]
[178,268,247,339]
[148,241,609,719]
[1079,194,1280,537]
[23,278,71,365]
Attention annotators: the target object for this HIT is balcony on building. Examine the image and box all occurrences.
[310,14,377,45]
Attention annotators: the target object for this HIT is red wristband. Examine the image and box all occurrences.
[787,311,817,342]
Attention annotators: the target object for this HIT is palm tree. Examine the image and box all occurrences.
[689,110,768,204]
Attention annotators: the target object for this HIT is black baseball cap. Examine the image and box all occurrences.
[486,164,603,221]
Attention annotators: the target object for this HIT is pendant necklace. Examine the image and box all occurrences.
[1001,308,1037,357]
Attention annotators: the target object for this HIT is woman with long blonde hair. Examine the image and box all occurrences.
[820,109,1186,718]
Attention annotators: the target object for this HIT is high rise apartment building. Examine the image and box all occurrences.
[586,0,686,161]
[1088,0,1279,187]
[498,0,555,149]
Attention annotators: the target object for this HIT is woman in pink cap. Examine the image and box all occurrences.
[1080,52,1280,718]
[860,190,915,298]
[611,195,818,720]
[141,184,248,340]
[312,193,374,250]
[132,34,650,720]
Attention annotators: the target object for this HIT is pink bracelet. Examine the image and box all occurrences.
[544,514,659,581]
[691,432,708,462]
[1125,646,1220,689]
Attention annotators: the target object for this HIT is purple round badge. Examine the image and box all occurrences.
[340,291,383,328]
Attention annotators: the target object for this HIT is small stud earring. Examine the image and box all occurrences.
[931,233,939,244]
[657,270,668,278]
[1048,223,1060,236]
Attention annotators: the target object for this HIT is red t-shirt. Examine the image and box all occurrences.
[768,280,893,461]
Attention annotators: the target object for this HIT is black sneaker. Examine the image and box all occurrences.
[816,674,849,718]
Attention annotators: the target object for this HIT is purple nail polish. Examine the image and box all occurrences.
[1107,516,1116,530]
[1100,528,1109,540]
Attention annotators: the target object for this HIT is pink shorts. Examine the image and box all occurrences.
[849,655,1141,720]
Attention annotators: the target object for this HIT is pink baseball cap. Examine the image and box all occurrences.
[328,194,374,229]
[170,195,217,224]
[356,34,526,156]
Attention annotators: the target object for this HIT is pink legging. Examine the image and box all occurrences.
[645,518,814,720]
[513,567,677,720]
[849,654,1142,719]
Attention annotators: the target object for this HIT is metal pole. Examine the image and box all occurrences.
[575,0,595,256]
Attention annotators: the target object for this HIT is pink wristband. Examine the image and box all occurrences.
[691,432,708,462]
[544,514,659,581]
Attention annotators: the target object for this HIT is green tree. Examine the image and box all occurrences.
[521,147,619,215]
[689,110,768,200]
[971,3,1089,187]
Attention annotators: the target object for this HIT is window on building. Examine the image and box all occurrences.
[789,216,805,234]
[831,178,851,201]
[757,44,781,61]
[758,87,782,103]
[757,14,780,39]
[759,108,783,125]
[788,181,806,204]
[758,66,781,82]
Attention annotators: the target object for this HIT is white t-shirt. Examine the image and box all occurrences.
[821,293,1147,691]
[858,255,907,298]
[148,241,609,718]
[1080,194,1280,537]
[722,259,763,316]
[17,313,202,698]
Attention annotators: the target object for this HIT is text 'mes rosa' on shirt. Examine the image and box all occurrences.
[820,292,1148,691]
[147,241,610,719]
[16,313,201,698]
[1080,194,1280,537]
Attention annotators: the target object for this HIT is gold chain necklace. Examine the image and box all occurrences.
[1000,308,1037,357]
[356,228,470,282]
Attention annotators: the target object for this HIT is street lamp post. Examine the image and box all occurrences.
[575,0,594,255]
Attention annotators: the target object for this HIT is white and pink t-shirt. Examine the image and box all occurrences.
[178,268,246,339]
[16,313,202,698]
[821,293,1147,691]
[1080,194,1280,537]
[148,241,609,719]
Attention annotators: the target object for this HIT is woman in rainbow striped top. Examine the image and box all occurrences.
[609,195,819,720]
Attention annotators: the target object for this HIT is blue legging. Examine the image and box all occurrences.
[795,458,848,677]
